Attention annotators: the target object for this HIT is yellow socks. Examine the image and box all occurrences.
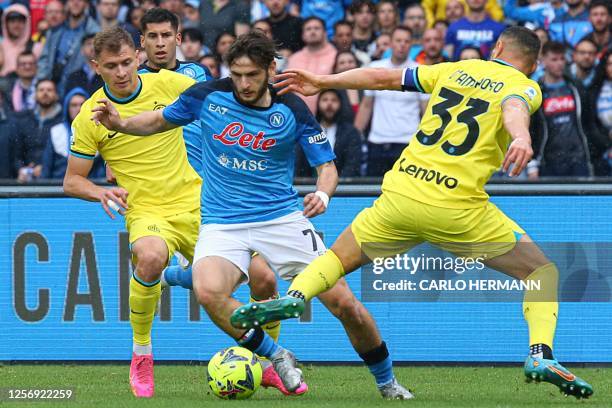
[250,295,282,342]
[130,273,162,347]
[523,263,559,348]
[288,250,345,301]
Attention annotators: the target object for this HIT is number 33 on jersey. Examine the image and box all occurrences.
[386,59,542,209]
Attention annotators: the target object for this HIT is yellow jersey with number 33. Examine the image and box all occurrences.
[382,59,542,209]
[70,69,201,217]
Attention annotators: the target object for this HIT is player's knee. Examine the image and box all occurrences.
[248,269,277,300]
[194,284,225,311]
[134,249,167,281]
[329,293,364,324]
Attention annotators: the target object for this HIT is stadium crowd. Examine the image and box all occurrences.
[0,0,609,182]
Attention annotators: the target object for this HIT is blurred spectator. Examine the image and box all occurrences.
[252,18,288,72]
[423,0,502,27]
[370,32,391,61]
[332,20,370,66]
[503,0,562,30]
[588,51,612,176]
[41,87,104,179]
[549,0,592,49]
[181,28,205,61]
[580,0,611,59]
[142,0,161,12]
[30,0,50,37]
[376,0,399,35]
[300,0,350,39]
[124,6,144,45]
[357,26,427,176]
[286,17,337,113]
[444,0,465,25]
[1,5,43,76]
[296,89,362,177]
[199,0,250,51]
[65,33,103,96]
[97,0,121,29]
[215,32,236,78]
[445,0,505,61]
[349,0,376,53]
[529,42,600,178]
[14,79,62,183]
[0,94,17,179]
[264,0,303,54]
[200,54,220,79]
[414,28,448,65]
[44,0,67,31]
[333,51,363,123]
[458,45,482,60]
[183,0,200,29]
[37,0,100,96]
[534,27,550,47]
[10,51,38,112]
[433,19,448,39]
[160,0,184,16]
[570,38,598,89]
[403,4,427,41]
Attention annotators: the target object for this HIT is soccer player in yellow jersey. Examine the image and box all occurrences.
[63,27,201,398]
[231,26,594,398]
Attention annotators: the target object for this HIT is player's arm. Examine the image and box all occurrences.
[303,161,338,218]
[274,68,405,96]
[91,99,178,136]
[501,97,534,177]
[63,155,128,219]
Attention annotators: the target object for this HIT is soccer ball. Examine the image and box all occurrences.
[207,346,262,400]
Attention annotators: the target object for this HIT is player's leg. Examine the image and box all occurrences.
[192,229,305,392]
[248,254,282,343]
[482,234,593,398]
[317,279,413,399]
[128,235,170,398]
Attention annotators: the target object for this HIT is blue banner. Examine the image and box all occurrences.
[1,196,611,362]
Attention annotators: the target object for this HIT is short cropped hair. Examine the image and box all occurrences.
[224,30,278,70]
[140,7,179,33]
[93,27,135,58]
[182,27,203,43]
[499,26,541,65]
[541,41,566,56]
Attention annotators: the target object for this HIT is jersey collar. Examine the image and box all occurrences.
[492,58,516,69]
[103,77,143,104]
[139,59,181,73]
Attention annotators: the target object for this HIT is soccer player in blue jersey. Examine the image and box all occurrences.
[107,8,296,395]
[92,31,413,399]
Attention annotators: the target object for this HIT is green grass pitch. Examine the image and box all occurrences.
[1,364,610,407]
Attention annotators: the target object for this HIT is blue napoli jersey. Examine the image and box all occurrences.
[138,60,212,176]
[162,78,336,224]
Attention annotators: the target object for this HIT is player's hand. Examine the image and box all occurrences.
[502,138,533,177]
[274,69,322,96]
[91,99,124,130]
[105,164,117,184]
[303,193,326,218]
[98,187,128,219]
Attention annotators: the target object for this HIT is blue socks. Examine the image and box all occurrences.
[359,341,394,387]
[238,328,280,358]
[163,265,193,289]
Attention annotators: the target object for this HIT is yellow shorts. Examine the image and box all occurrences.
[126,208,200,264]
[351,191,525,260]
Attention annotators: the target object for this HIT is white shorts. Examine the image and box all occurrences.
[193,211,327,281]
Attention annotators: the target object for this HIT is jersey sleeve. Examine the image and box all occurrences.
[501,80,542,114]
[288,96,336,167]
[162,82,205,126]
[162,69,197,94]
[69,108,98,160]
[401,63,447,94]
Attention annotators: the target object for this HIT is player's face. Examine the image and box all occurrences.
[229,56,273,106]
[94,44,140,97]
[141,21,180,68]
[318,91,340,122]
[68,94,86,122]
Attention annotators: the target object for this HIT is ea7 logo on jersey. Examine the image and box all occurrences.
[269,112,285,128]
[209,103,228,115]
[308,132,328,145]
